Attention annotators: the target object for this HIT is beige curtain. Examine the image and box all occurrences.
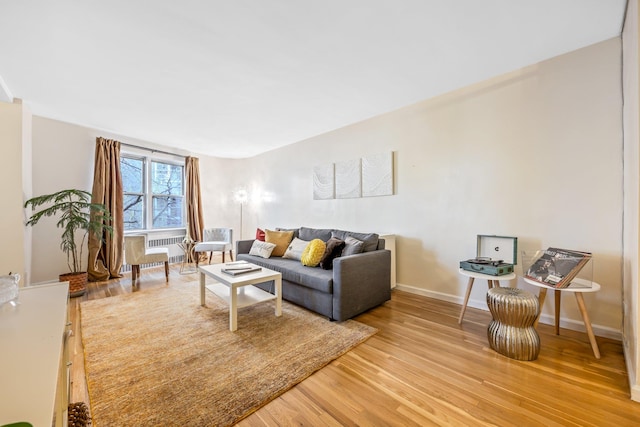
[88,137,124,281]
[185,156,204,242]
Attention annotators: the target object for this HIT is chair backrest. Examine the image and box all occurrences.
[124,235,147,265]
[203,228,232,243]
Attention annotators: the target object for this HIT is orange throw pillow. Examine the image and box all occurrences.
[265,229,294,257]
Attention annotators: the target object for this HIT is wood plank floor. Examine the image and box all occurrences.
[69,261,640,426]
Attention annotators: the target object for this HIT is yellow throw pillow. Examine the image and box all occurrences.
[301,239,327,267]
[265,229,294,257]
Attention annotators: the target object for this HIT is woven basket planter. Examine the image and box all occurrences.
[60,272,88,297]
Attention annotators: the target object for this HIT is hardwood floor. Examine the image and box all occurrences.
[69,261,640,426]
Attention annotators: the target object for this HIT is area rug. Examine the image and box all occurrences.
[80,281,376,426]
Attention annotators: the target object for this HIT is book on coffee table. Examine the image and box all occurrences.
[221,266,262,276]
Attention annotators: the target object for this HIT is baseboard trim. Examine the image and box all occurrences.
[395,282,622,341]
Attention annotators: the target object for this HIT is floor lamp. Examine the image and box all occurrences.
[234,189,248,240]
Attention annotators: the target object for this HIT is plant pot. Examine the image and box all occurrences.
[60,272,88,297]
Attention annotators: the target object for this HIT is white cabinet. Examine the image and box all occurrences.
[380,234,396,289]
[0,282,70,427]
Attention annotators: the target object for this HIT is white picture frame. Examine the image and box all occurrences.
[313,164,335,200]
[362,152,393,197]
[335,159,361,199]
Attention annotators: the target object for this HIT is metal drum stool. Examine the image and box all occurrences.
[487,287,540,361]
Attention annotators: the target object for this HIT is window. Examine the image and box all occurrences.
[121,154,185,231]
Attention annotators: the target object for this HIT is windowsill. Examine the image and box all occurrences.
[124,227,186,235]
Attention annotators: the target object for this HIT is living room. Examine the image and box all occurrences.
[1,1,640,425]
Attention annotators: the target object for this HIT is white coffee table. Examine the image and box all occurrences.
[199,262,282,331]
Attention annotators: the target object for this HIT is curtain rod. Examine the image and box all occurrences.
[120,142,187,159]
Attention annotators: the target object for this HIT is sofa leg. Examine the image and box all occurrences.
[222,251,225,263]
[164,261,169,282]
[132,265,138,282]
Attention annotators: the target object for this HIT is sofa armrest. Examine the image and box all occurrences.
[332,249,391,321]
[236,239,255,255]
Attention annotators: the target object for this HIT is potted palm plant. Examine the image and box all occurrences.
[24,189,113,297]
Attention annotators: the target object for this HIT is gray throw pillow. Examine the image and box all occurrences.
[331,230,379,252]
[342,236,365,256]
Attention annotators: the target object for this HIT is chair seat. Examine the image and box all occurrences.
[194,241,231,252]
[145,247,170,263]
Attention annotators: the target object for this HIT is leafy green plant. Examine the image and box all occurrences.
[24,189,113,273]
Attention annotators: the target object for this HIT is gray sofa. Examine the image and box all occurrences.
[236,226,391,321]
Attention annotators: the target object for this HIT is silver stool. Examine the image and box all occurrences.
[487,287,540,361]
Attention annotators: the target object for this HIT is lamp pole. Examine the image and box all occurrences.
[235,189,248,240]
[239,201,243,240]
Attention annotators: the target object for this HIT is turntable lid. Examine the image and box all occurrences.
[477,235,518,265]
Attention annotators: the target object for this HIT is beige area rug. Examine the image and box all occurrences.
[80,281,376,427]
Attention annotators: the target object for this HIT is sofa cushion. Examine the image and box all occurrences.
[282,237,309,261]
[276,227,300,239]
[265,229,294,257]
[331,230,379,252]
[255,228,265,241]
[248,240,276,258]
[237,254,333,293]
[299,226,333,242]
[319,237,345,270]
[301,239,326,267]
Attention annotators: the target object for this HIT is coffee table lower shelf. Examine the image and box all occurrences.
[205,283,277,308]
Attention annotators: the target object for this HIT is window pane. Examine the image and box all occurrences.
[123,194,144,230]
[151,162,183,195]
[152,196,183,228]
[121,157,144,193]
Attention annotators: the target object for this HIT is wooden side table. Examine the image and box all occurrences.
[523,277,601,359]
[458,268,516,324]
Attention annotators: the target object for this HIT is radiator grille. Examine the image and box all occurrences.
[148,236,184,247]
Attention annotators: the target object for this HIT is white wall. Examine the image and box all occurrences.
[229,38,624,337]
[623,0,640,401]
[0,101,28,285]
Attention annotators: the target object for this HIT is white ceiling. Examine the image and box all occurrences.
[0,0,627,158]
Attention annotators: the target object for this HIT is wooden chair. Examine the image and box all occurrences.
[124,235,169,282]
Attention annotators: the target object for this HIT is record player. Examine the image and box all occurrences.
[459,235,517,276]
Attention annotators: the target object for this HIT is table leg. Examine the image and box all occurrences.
[275,277,282,317]
[534,287,548,328]
[555,290,561,335]
[458,277,475,324]
[574,293,601,359]
[230,284,238,332]
[200,271,206,306]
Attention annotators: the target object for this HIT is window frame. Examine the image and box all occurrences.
[121,150,186,233]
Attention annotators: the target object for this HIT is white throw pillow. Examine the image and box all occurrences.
[249,240,277,258]
[282,237,310,261]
